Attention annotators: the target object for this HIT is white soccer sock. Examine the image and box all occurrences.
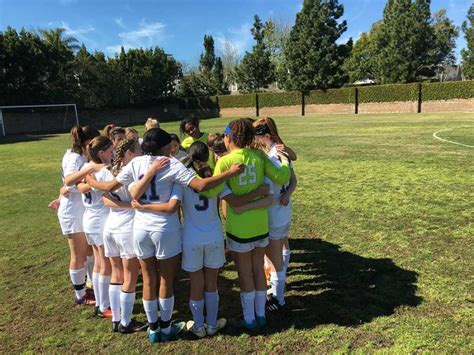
[120,291,136,327]
[69,268,86,299]
[143,298,159,325]
[255,290,267,318]
[86,256,94,285]
[270,271,286,305]
[98,275,111,311]
[159,296,175,334]
[204,291,219,328]
[240,291,256,324]
[109,284,121,322]
[282,248,291,274]
[189,299,205,329]
[92,272,100,305]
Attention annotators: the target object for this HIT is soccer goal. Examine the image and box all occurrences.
[0,104,79,136]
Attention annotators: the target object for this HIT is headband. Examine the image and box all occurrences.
[254,124,271,136]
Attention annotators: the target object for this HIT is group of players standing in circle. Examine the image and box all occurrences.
[53,115,297,343]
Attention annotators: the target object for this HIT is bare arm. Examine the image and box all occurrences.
[77,182,92,194]
[64,163,103,186]
[222,184,270,208]
[86,174,122,192]
[280,169,297,206]
[129,158,171,200]
[131,199,181,214]
[232,194,274,214]
[103,193,131,209]
[275,144,297,161]
[188,163,245,192]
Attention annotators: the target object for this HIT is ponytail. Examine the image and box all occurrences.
[186,141,213,178]
[86,136,113,164]
[112,139,140,176]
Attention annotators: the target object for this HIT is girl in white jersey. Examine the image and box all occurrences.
[77,136,114,318]
[253,117,297,312]
[58,126,100,306]
[179,142,227,338]
[99,139,148,334]
[85,128,244,343]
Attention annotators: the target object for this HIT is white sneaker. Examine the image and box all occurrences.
[206,318,226,336]
[186,320,206,338]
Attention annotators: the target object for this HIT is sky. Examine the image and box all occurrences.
[0,0,472,64]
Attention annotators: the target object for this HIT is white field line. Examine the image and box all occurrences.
[432,127,474,148]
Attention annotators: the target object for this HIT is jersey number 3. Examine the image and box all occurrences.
[238,164,257,186]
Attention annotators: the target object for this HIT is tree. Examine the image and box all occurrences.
[461,4,474,79]
[235,15,275,92]
[282,0,352,91]
[2,27,49,105]
[263,17,291,87]
[343,25,380,83]
[431,9,459,65]
[372,0,435,83]
[219,38,240,85]
[178,35,228,96]
[39,28,79,102]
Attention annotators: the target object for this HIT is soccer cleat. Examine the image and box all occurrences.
[118,319,148,334]
[256,316,267,328]
[240,318,258,331]
[75,294,96,306]
[206,318,226,336]
[147,326,161,343]
[266,295,286,312]
[186,320,206,339]
[112,321,120,333]
[160,321,186,342]
[94,307,113,318]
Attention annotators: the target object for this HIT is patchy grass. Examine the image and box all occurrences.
[0,113,473,352]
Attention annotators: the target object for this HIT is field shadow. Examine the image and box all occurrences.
[0,133,60,145]
[132,237,421,336]
[265,237,421,332]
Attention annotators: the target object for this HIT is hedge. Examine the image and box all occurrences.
[306,87,355,105]
[422,81,474,101]
[359,83,419,103]
[258,91,301,107]
[217,94,256,108]
[180,96,218,109]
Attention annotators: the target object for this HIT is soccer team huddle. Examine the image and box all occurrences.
[53,116,297,342]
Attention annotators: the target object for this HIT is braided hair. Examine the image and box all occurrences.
[112,139,140,176]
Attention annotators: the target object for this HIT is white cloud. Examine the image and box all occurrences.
[118,20,166,45]
[105,19,167,55]
[215,22,253,57]
[58,21,96,47]
[114,17,126,29]
[61,21,95,37]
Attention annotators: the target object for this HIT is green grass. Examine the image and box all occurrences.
[0,113,473,352]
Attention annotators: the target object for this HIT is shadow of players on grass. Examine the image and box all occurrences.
[263,237,421,333]
[132,237,421,337]
[0,133,59,145]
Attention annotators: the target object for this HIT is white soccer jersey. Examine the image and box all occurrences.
[179,174,223,245]
[267,145,292,228]
[116,155,195,232]
[99,168,135,233]
[81,164,110,234]
[58,149,87,219]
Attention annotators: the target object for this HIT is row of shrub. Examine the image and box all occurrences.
[211,80,474,109]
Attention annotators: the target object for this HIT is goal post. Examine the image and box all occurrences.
[0,104,79,136]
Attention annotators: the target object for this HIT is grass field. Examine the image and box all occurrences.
[0,113,473,353]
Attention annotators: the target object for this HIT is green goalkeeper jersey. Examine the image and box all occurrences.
[213,148,290,242]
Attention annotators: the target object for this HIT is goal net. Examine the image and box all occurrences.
[0,104,79,136]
